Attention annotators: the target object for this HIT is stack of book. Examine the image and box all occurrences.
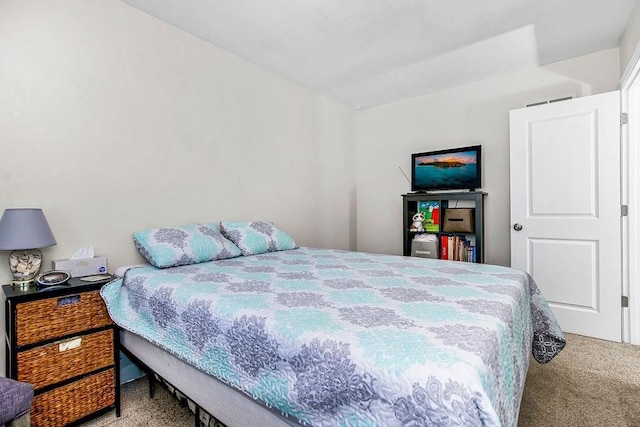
[440,235,476,262]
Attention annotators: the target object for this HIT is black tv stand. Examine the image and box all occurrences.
[402,191,486,262]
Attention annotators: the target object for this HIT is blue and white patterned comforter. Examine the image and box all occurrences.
[101,248,564,426]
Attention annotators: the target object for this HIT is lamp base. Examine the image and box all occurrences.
[11,277,36,289]
[8,249,43,287]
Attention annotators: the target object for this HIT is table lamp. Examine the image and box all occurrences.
[0,208,57,287]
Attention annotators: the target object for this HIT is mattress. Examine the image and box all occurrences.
[102,247,564,426]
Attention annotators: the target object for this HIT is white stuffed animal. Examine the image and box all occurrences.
[410,212,425,232]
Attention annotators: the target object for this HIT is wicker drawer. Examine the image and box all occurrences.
[17,329,114,390]
[16,290,113,346]
[31,368,115,427]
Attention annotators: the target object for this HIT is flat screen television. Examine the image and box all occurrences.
[411,145,481,192]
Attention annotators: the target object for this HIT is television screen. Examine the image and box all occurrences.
[411,145,481,192]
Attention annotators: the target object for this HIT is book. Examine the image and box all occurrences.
[440,235,448,260]
[419,201,440,233]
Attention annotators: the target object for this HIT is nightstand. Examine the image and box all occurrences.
[3,277,120,426]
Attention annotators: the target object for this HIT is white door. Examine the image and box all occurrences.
[510,91,622,342]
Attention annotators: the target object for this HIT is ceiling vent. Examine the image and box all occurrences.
[526,96,574,108]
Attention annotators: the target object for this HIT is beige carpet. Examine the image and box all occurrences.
[518,333,640,426]
[84,333,640,426]
[82,378,193,427]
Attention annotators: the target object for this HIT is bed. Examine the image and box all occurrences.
[101,242,564,427]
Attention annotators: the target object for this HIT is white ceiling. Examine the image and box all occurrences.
[120,0,636,109]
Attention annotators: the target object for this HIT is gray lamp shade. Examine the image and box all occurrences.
[0,208,57,250]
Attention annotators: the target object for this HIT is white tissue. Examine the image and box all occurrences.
[413,234,438,242]
[70,247,95,260]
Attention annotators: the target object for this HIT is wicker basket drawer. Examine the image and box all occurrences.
[31,368,115,427]
[17,329,114,390]
[16,290,113,346]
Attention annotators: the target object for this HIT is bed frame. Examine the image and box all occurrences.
[119,330,302,427]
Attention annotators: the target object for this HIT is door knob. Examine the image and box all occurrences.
[513,223,523,231]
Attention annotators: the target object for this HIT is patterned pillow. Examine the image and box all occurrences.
[133,223,241,268]
[220,221,298,256]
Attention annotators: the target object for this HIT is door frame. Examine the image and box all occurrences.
[621,44,640,344]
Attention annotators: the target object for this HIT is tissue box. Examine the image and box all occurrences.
[52,256,108,278]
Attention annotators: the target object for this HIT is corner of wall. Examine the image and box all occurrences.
[620,1,640,84]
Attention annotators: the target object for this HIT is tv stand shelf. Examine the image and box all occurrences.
[402,191,486,262]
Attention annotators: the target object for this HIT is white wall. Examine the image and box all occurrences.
[0,0,356,275]
[355,48,620,266]
[0,0,356,373]
[621,0,640,80]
